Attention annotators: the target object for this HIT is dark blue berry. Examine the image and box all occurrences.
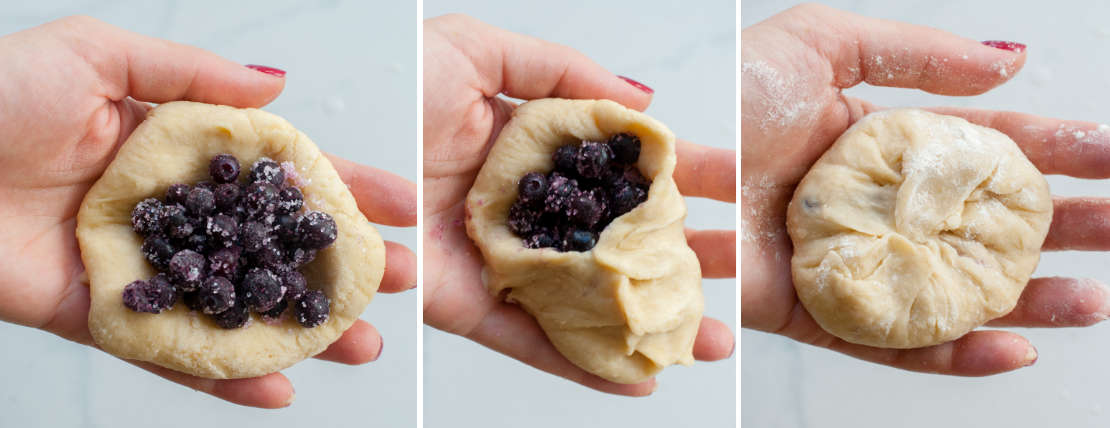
[166,184,190,205]
[281,271,308,301]
[242,268,285,312]
[163,204,193,239]
[196,276,236,314]
[259,298,288,321]
[244,181,280,214]
[274,214,299,243]
[507,202,540,235]
[608,133,641,164]
[569,189,605,227]
[278,187,303,213]
[563,229,596,252]
[543,173,578,214]
[297,211,337,250]
[517,172,547,204]
[211,300,249,329]
[250,158,285,186]
[611,186,647,217]
[168,249,206,291]
[239,221,271,252]
[206,214,238,243]
[131,198,164,235]
[141,234,175,270]
[294,289,329,328]
[287,247,317,269]
[214,183,241,212]
[252,242,287,273]
[209,154,241,183]
[185,187,216,217]
[122,276,176,313]
[552,145,577,173]
[575,141,613,179]
[208,246,241,279]
[526,231,557,249]
[181,233,209,253]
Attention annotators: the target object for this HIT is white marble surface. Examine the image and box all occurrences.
[743,1,1110,427]
[0,1,415,426]
[423,1,736,427]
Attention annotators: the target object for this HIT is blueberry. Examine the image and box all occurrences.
[244,181,280,214]
[552,145,578,173]
[141,234,175,270]
[121,276,176,313]
[185,187,216,217]
[569,189,605,227]
[563,229,596,252]
[575,141,613,179]
[287,247,317,269]
[274,213,299,243]
[168,249,206,291]
[130,198,164,235]
[208,246,241,279]
[278,187,304,213]
[162,204,194,239]
[259,298,288,321]
[209,154,241,184]
[517,172,547,204]
[239,221,271,253]
[250,158,285,186]
[211,300,250,329]
[181,233,209,254]
[526,231,558,249]
[507,201,541,236]
[611,186,647,217]
[205,213,239,244]
[281,271,308,301]
[242,268,285,312]
[196,276,236,314]
[543,173,578,214]
[297,211,337,250]
[252,242,287,273]
[166,184,190,205]
[294,289,329,328]
[608,133,641,165]
[213,183,241,212]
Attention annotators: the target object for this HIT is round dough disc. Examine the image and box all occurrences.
[786,109,1052,349]
[76,101,385,378]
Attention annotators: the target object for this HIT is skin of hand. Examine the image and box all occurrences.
[423,14,736,396]
[743,3,1110,375]
[0,16,417,408]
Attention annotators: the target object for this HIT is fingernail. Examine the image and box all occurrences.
[982,40,1027,53]
[374,335,384,362]
[618,75,654,94]
[1023,346,1038,366]
[282,391,296,407]
[246,64,286,77]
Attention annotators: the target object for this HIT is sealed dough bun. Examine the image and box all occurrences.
[76,101,385,378]
[465,99,703,384]
[787,109,1052,349]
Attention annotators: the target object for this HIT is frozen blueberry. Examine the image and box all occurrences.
[196,276,236,314]
[141,234,175,270]
[552,145,578,173]
[208,246,241,279]
[563,229,596,252]
[526,231,557,249]
[259,298,288,321]
[205,213,239,244]
[244,181,280,214]
[273,213,299,243]
[121,276,176,313]
[211,300,250,329]
[569,190,605,227]
[239,221,271,252]
[185,187,216,217]
[250,158,285,186]
[287,247,317,269]
[213,183,241,212]
[130,198,164,235]
[180,233,209,254]
[209,154,241,183]
[517,172,547,204]
[608,133,641,165]
[294,289,330,328]
[297,211,337,250]
[168,249,206,291]
[166,184,190,205]
[252,242,287,272]
[543,173,578,214]
[163,204,194,239]
[507,202,541,236]
[242,268,285,312]
[194,181,217,192]
[278,187,304,213]
[281,271,308,301]
[575,141,613,179]
[611,186,647,217]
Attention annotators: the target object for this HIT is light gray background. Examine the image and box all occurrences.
[423,1,736,427]
[743,1,1110,427]
[0,1,415,427]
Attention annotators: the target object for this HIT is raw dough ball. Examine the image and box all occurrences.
[787,109,1052,349]
[465,99,703,384]
[76,101,385,378]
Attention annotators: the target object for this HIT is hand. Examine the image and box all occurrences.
[423,14,735,395]
[0,16,417,408]
[742,4,1110,375]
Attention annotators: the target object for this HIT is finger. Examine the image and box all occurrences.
[826,330,1037,376]
[776,4,1026,95]
[56,16,285,106]
[132,361,295,408]
[675,139,736,202]
[686,229,735,278]
[327,154,417,227]
[1043,197,1110,251]
[692,317,734,361]
[467,303,657,396]
[380,241,417,293]
[314,319,384,364]
[987,277,1110,327]
[924,107,1110,178]
[427,14,652,111]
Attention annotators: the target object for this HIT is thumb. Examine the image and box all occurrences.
[60,16,285,107]
[430,14,653,111]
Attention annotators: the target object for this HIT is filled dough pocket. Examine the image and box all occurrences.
[465,99,703,384]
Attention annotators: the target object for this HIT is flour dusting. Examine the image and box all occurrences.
[741,60,816,131]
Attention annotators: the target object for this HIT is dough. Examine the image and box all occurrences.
[76,101,385,378]
[787,109,1052,349]
[465,99,703,384]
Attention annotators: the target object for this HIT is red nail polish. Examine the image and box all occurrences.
[618,75,654,94]
[245,64,286,77]
[982,40,1026,53]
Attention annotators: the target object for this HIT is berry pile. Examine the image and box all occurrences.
[507,133,650,252]
[123,154,336,329]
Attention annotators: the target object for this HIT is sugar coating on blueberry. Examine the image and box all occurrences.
[278,187,304,213]
[214,183,241,212]
[608,133,641,165]
[185,187,216,217]
[166,184,190,205]
[242,268,285,312]
[209,154,241,184]
[250,157,285,186]
[211,301,250,329]
[122,277,176,313]
[297,211,337,249]
[197,276,236,314]
[282,271,308,301]
[206,213,239,243]
[142,234,176,270]
[131,198,164,235]
[168,249,206,291]
[295,289,330,328]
